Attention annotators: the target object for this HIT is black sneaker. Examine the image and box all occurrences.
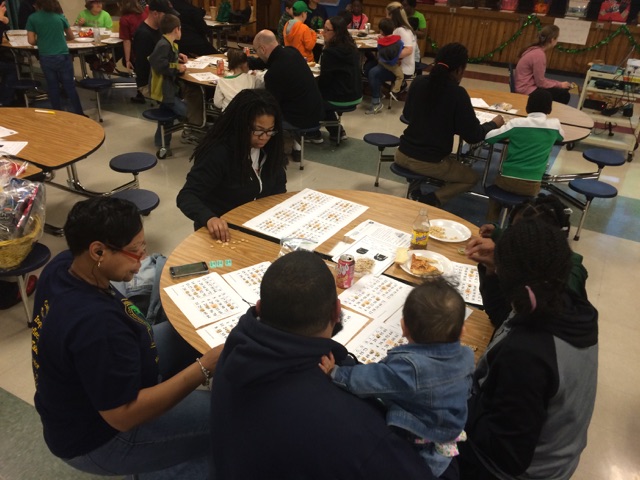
[304,131,323,144]
[291,150,301,163]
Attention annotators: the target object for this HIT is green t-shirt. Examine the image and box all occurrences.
[411,11,427,29]
[26,10,70,56]
[75,9,113,28]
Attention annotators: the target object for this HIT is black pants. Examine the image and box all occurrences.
[546,87,571,105]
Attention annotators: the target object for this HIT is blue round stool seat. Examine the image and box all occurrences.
[15,79,41,90]
[111,189,160,215]
[143,108,179,123]
[363,133,400,150]
[0,243,51,278]
[569,179,618,199]
[110,152,157,174]
[582,148,625,169]
[78,78,112,90]
[485,185,532,207]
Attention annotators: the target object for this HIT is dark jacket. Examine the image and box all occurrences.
[171,0,217,56]
[264,45,323,129]
[459,280,598,480]
[210,309,436,479]
[377,34,403,65]
[318,43,363,105]
[400,75,498,163]
[18,0,36,29]
[132,21,162,89]
[176,143,287,230]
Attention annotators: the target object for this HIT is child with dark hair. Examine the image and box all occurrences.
[377,18,404,94]
[276,0,294,44]
[26,0,85,115]
[484,88,564,222]
[347,0,368,29]
[213,48,264,111]
[459,219,598,479]
[319,278,475,476]
[148,13,188,153]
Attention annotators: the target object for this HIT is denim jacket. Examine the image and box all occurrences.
[332,342,474,476]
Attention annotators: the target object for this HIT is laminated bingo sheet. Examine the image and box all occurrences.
[243,189,368,246]
[338,274,412,321]
[164,272,246,329]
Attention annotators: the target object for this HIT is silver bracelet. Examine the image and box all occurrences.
[196,357,212,386]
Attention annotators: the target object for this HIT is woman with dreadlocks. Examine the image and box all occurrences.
[177,89,287,242]
[458,219,598,479]
[394,42,504,207]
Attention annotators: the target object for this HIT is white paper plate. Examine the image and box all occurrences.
[102,37,123,44]
[429,219,472,243]
[7,29,27,35]
[74,37,95,43]
[400,250,452,277]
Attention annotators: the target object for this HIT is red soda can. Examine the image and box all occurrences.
[216,59,224,75]
[336,254,355,289]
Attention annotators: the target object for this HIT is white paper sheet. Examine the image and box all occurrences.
[344,313,406,364]
[185,60,212,69]
[0,126,18,138]
[164,272,247,329]
[7,35,31,47]
[221,261,271,306]
[243,189,368,246]
[342,219,411,247]
[451,262,483,306]
[197,312,244,347]
[470,98,490,108]
[0,141,28,156]
[189,72,220,82]
[339,274,412,321]
[475,110,497,124]
[332,309,371,346]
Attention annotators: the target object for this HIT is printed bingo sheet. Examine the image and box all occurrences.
[197,313,243,348]
[451,262,483,306]
[332,309,370,346]
[339,275,412,321]
[243,189,368,245]
[345,309,407,364]
[222,261,271,305]
[164,272,246,329]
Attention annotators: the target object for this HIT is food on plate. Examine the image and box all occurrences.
[409,254,442,276]
[355,257,374,274]
[430,225,459,241]
[394,247,408,265]
[78,29,93,37]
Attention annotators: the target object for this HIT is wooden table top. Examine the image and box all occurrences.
[0,108,105,170]
[214,189,495,362]
[467,87,594,129]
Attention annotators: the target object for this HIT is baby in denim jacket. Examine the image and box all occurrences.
[320,278,475,476]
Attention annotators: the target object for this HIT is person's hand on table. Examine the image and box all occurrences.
[207,217,230,242]
[465,236,496,274]
[178,53,188,64]
[478,223,495,238]
[319,351,336,375]
[178,64,187,73]
[492,115,505,128]
[560,81,572,89]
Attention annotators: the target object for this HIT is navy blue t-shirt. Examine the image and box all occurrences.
[32,251,159,459]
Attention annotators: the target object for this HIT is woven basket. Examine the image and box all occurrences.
[0,216,42,271]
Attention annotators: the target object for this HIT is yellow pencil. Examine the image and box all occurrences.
[34,109,56,114]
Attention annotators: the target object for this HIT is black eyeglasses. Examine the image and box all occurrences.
[251,129,278,138]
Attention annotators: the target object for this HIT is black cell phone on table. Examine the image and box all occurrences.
[169,261,209,278]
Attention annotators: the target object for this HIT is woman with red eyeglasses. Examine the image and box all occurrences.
[31,196,221,478]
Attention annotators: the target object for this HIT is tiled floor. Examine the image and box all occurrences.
[1,62,638,479]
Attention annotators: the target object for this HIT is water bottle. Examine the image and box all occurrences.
[93,22,101,43]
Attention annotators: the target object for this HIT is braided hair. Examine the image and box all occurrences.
[494,219,571,320]
[425,42,468,106]
[509,193,571,237]
[190,89,285,183]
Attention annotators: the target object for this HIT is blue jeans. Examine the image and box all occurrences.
[63,321,211,478]
[155,99,188,148]
[0,61,18,106]
[39,54,84,115]
[367,64,397,105]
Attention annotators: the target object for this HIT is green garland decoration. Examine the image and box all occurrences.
[426,14,640,63]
